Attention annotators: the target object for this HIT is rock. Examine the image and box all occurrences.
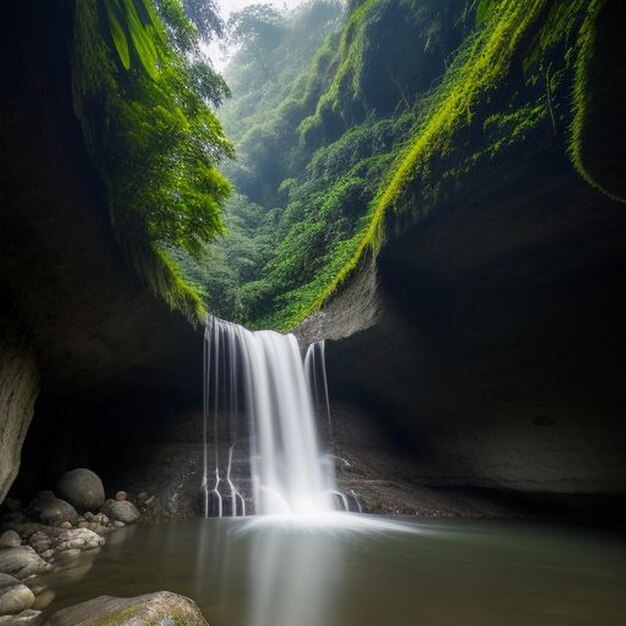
[0,573,35,615]
[86,523,107,535]
[0,547,51,579]
[40,550,53,561]
[0,499,21,514]
[29,495,78,527]
[113,521,125,528]
[91,513,107,525]
[77,521,88,529]
[33,588,55,610]
[0,531,21,549]
[27,531,52,556]
[114,491,127,502]
[137,491,148,503]
[54,549,81,565]
[102,499,140,524]
[52,529,104,552]
[42,591,209,625]
[59,521,72,530]
[35,491,55,503]
[0,608,41,624]
[9,523,50,540]
[55,469,105,514]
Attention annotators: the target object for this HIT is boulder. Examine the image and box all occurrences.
[52,529,104,552]
[28,495,78,527]
[56,469,105,514]
[0,547,50,579]
[0,573,35,615]
[42,591,209,625]
[0,531,21,549]
[102,500,140,524]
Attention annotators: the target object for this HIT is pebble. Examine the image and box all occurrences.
[0,531,21,549]
[115,491,127,502]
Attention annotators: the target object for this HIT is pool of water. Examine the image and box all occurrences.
[37,515,626,625]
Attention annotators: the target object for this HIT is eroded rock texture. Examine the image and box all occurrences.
[0,317,39,503]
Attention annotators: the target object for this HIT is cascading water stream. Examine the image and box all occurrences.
[203,316,349,517]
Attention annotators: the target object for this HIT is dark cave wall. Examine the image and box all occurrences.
[0,0,203,504]
[325,152,626,495]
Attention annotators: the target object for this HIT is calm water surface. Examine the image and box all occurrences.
[37,516,626,625]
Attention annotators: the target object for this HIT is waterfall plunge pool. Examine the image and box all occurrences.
[36,516,626,625]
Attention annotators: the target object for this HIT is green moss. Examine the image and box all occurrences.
[569,0,625,203]
[275,0,550,328]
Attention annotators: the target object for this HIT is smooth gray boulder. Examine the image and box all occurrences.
[56,469,105,514]
[0,546,50,579]
[0,531,21,549]
[43,591,209,625]
[0,573,35,615]
[37,499,78,527]
[102,499,140,524]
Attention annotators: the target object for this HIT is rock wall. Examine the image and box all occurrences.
[317,148,626,499]
[0,314,39,503]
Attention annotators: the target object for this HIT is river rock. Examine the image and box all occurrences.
[114,491,127,502]
[0,531,21,549]
[102,499,139,524]
[42,591,209,625]
[52,528,104,552]
[0,608,41,624]
[0,573,35,615]
[0,547,50,579]
[28,495,78,527]
[28,531,51,554]
[55,469,105,514]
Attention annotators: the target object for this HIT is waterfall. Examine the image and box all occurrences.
[203,316,346,517]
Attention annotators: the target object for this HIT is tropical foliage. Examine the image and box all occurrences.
[179,0,610,330]
[72,0,233,321]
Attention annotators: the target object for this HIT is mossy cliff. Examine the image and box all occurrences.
[194,0,624,332]
[306,0,626,501]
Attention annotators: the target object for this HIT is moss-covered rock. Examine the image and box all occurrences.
[43,592,209,626]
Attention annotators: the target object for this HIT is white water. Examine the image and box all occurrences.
[203,316,344,516]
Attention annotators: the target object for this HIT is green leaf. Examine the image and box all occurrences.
[124,0,160,80]
[476,0,495,26]
[105,1,130,69]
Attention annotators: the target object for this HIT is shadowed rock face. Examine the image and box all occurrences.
[323,147,626,497]
[0,314,39,502]
[0,1,203,503]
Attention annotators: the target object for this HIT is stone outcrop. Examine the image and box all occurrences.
[42,591,209,625]
[0,318,39,504]
[317,150,626,500]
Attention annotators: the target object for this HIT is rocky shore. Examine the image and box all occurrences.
[0,468,148,623]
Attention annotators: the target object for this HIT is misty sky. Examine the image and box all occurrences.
[217,0,305,20]
[205,0,306,69]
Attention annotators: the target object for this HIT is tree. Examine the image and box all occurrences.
[227,4,285,70]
